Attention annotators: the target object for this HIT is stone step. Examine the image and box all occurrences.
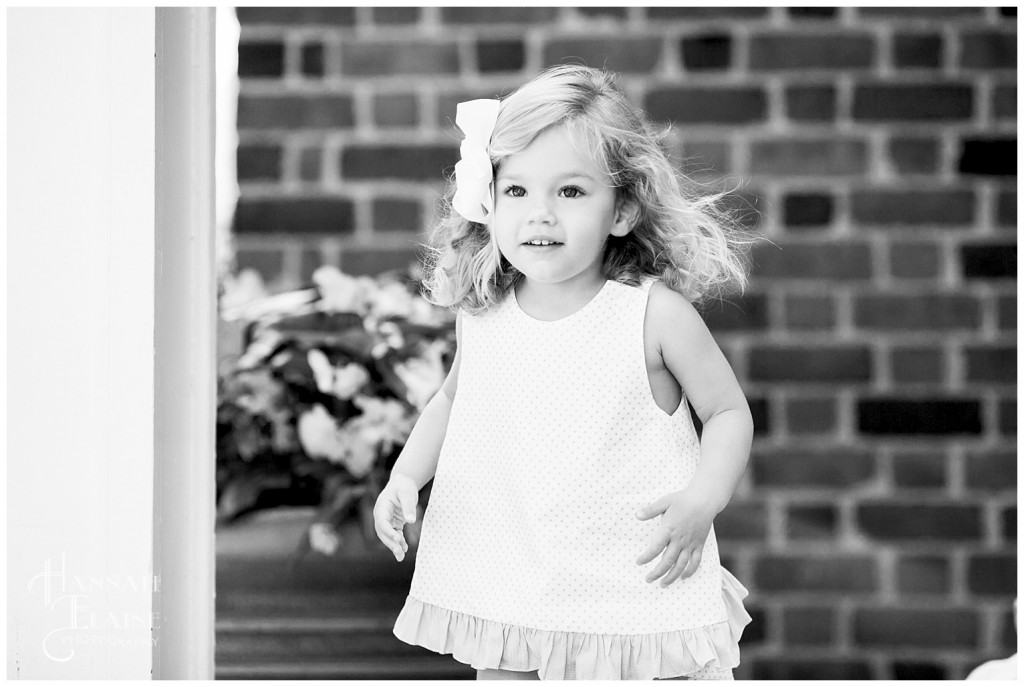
[215,656,475,680]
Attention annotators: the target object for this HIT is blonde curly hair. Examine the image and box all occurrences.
[421,64,755,315]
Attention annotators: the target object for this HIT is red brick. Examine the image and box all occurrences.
[856,502,983,540]
[997,295,1016,330]
[893,33,943,69]
[645,87,767,124]
[714,501,768,542]
[543,37,662,73]
[301,43,324,78]
[749,34,874,70]
[373,93,418,128]
[678,139,731,174]
[890,241,940,278]
[299,148,321,182]
[477,39,525,73]
[752,660,872,681]
[750,138,867,176]
[892,663,947,680]
[967,555,1016,596]
[785,86,836,121]
[782,606,835,645]
[999,399,1016,435]
[752,447,874,488]
[858,7,984,17]
[854,607,979,648]
[890,347,944,384]
[237,95,355,130]
[680,35,731,71]
[889,137,940,174]
[854,294,980,331]
[237,143,282,181]
[741,605,767,645]
[700,292,769,331]
[341,41,459,77]
[647,7,767,19]
[786,504,837,539]
[234,197,355,235]
[1002,505,1016,539]
[1000,605,1018,652]
[965,345,1015,383]
[236,7,356,25]
[784,294,836,330]
[577,7,629,20]
[235,248,284,282]
[896,555,951,593]
[997,190,1016,227]
[851,189,975,226]
[339,246,421,277]
[341,145,458,181]
[238,41,285,78]
[785,396,837,434]
[788,7,838,19]
[372,198,422,232]
[749,345,872,383]
[370,7,420,24]
[783,193,833,227]
[993,83,1016,120]
[853,83,973,121]
[892,451,946,488]
[960,31,1016,69]
[965,449,1016,490]
[958,137,1016,176]
[857,398,983,435]
[752,241,871,280]
[754,555,877,592]
[441,7,557,23]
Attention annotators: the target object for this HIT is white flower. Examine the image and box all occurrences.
[219,269,268,321]
[296,404,347,463]
[370,282,416,320]
[313,265,369,314]
[307,349,370,400]
[308,522,341,556]
[237,328,285,369]
[333,363,370,400]
[394,340,448,410]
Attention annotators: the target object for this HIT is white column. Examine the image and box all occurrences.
[8,8,157,678]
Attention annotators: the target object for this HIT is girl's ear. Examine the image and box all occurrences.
[610,198,638,237]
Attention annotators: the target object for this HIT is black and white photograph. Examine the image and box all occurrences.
[6,4,1017,681]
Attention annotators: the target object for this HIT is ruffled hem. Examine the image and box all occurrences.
[393,567,751,680]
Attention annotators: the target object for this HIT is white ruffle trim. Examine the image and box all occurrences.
[393,567,751,680]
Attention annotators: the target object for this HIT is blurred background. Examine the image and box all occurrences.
[213,6,1016,681]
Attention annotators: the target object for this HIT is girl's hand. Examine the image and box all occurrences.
[635,488,717,586]
[372,473,419,561]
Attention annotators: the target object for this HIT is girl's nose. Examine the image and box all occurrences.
[527,201,556,225]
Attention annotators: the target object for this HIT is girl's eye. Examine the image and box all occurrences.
[560,185,585,199]
[504,185,526,198]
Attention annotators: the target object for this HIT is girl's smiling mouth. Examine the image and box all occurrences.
[523,236,563,247]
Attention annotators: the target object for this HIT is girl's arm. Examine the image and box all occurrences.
[635,283,753,585]
[373,313,463,559]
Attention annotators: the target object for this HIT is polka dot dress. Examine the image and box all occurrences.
[394,279,750,680]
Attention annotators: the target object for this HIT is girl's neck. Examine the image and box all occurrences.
[514,275,608,321]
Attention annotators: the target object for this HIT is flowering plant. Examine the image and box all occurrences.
[216,265,455,560]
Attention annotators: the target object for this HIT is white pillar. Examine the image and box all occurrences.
[8,8,157,678]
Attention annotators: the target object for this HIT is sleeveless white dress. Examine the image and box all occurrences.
[393,279,750,680]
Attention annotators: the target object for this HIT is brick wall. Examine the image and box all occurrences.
[230,6,1016,680]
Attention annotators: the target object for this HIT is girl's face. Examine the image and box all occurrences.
[492,124,632,289]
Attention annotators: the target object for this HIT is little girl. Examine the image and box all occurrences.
[373,65,754,680]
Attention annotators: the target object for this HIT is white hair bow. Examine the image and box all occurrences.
[451,99,500,224]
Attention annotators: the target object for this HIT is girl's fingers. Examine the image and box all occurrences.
[635,529,671,566]
[661,548,699,587]
[678,550,702,581]
[644,543,682,583]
